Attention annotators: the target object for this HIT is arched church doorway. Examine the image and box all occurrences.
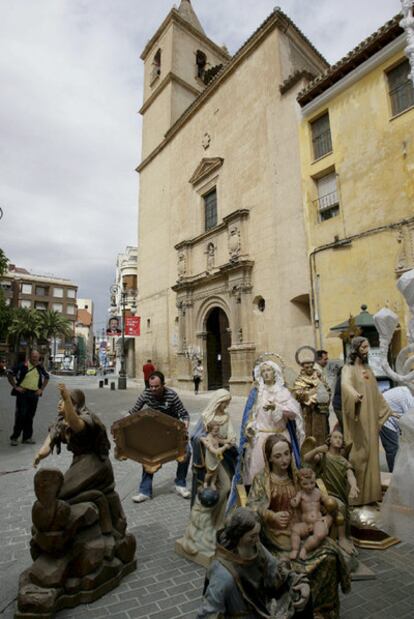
[205,307,231,389]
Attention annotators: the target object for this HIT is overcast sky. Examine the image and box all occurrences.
[0,0,403,332]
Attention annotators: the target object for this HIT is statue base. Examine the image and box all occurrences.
[175,538,214,568]
[350,505,399,550]
[15,558,136,619]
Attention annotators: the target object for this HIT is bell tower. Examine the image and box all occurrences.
[139,0,229,160]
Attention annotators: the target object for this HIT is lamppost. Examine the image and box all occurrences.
[110,283,137,390]
[401,0,414,84]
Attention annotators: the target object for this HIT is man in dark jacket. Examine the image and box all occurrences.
[7,350,49,446]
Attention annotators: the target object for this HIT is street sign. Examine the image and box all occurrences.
[125,316,140,336]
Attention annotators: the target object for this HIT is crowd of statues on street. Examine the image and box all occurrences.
[15,269,414,619]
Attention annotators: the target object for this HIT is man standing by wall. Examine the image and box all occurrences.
[7,350,49,446]
[142,359,155,388]
[129,371,191,502]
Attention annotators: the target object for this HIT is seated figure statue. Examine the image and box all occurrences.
[197,507,312,619]
[16,384,136,617]
[247,434,350,619]
[303,431,359,556]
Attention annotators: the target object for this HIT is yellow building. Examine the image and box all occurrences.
[298,15,414,359]
[135,1,328,393]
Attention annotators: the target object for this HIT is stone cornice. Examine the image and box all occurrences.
[175,209,249,250]
[139,71,201,115]
[140,9,230,62]
[136,9,327,174]
[172,259,254,292]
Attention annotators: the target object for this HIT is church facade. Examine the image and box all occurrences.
[135,1,328,394]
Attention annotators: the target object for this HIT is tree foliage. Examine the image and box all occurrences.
[40,310,73,341]
[8,308,43,350]
[0,248,8,278]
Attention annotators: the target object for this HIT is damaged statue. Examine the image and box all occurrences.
[16,384,136,618]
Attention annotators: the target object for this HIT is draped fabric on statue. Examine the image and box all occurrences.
[380,409,414,541]
[227,387,301,511]
[341,364,391,505]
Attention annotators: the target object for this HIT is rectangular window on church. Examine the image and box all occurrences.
[311,112,332,160]
[204,189,217,231]
[387,59,414,116]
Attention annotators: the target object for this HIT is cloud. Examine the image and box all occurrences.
[0,0,403,327]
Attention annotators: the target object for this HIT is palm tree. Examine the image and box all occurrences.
[40,310,73,366]
[8,308,43,354]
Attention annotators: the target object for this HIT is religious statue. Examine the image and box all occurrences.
[228,224,241,262]
[247,434,350,619]
[176,390,238,566]
[293,346,331,446]
[206,242,215,271]
[374,268,414,542]
[341,337,392,506]
[290,468,335,561]
[201,420,234,490]
[230,358,304,508]
[380,406,414,542]
[17,384,136,617]
[196,507,312,619]
[303,431,359,555]
[177,251,186,280]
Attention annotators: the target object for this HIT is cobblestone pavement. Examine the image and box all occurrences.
[1,375,413,618]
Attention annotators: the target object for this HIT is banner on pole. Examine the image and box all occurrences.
[125,316,141,336]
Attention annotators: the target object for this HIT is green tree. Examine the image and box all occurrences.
[39,310,73,366]
[0,248,8,277]
[40,310,73,342]
[8,308,43,353]
[0,248,13,348]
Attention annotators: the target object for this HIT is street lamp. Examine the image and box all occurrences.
[109,282,137,390]
[109,283,127,389]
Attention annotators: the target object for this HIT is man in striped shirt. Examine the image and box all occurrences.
[129,371,191,502]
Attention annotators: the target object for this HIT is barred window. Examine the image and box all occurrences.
[204,189,217,231]
[311,113,332,160]
[387,59,414,116]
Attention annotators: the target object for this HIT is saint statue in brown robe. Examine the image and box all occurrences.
[341,337,392,506]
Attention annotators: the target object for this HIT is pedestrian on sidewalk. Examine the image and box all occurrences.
[128,370,191,503]
[7,350,49,446]
[192,358,203,395]
[142,359,155,388]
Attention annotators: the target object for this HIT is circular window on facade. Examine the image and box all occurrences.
[253,296,265,313]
